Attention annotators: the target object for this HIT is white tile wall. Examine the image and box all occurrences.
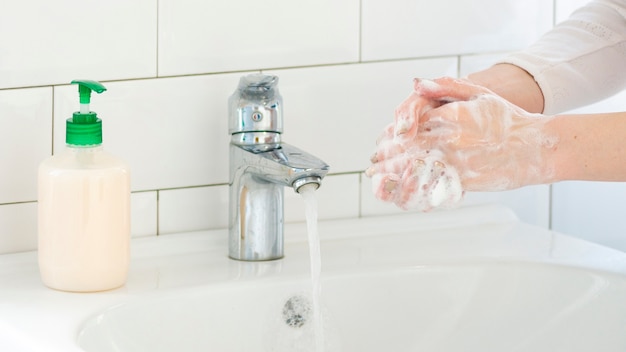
[552,181,626,252]
[0,0,157,89]
[158,0,360,76]
[0,87,52,204]
[159,185,228,234]
[0,203,38,254]
[131,192,158,238]
[361,0,553,61]
[2,0,623,254]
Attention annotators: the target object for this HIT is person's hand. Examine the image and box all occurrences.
[367,77,558,210]
[367,145,464,211]
[392,81,447,145]
[415,77,557,191]
[367,79,462,211]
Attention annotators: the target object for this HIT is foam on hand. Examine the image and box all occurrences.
[370,149,464,212]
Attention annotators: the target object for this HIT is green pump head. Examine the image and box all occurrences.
[67,80,107,146]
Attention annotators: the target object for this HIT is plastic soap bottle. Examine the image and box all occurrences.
[38,80,130,292]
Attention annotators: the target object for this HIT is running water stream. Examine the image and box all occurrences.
[299,185,325,352]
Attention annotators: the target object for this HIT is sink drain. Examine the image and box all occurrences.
[282,295,311,328]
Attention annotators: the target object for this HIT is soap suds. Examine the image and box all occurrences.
[401,151,463,211]
[371,149,464,211]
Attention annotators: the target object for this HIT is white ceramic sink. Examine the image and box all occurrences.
[1,204,626,351]
[78,262,626,352]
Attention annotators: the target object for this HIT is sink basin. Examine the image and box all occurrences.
[79,262,626,352]
[1,204,626,351]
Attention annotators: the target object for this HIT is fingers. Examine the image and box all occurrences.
[369,160,426,210]
[368,152,464,211]
[393,159,433,210]
[393,91,442,145]
[391,77,485,147]
[394,92,430,135]
[370,173,400,203]
[398,167,463,211]
[370,138,406,163]
[366,153,414,177]
[393,77,481,146]
[414,77,492,103]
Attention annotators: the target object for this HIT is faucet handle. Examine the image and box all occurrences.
[228,74,283,135]
[239,74,278,100]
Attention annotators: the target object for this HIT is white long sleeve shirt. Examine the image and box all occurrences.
[500,0,626,114]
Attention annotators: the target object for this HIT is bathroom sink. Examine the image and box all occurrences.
[1,204,626,351]
[78,261,626,352]
[74,205,626,352]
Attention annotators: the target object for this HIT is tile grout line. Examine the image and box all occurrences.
[156,189,161,236]
[358,172,363,218]
[0,53,492,92]
[1,173,366,208]
[548,184,554,230]
[156,0,160,77]
[0,200,37,207]
[358,0,363,63]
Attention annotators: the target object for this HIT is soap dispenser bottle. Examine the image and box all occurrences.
[38,80,130,292]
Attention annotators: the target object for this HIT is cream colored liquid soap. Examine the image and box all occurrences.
[38,80,130,292]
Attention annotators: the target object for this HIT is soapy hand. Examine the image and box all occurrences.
[367,77,557,210]
[366,81,462,211]
[367,145,464,211]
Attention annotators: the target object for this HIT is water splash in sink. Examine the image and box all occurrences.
[299,184,325,352]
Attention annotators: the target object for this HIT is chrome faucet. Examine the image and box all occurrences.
[228,74,329,261]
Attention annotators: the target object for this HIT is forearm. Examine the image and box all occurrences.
[466,65,626,184]
[466,63,544,113]
[544,112,626,182]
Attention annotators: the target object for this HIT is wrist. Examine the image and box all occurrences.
[466,63,545,114]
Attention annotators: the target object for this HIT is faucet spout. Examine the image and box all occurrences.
[293,176,322,193]
[229,138,328,261]
[233,141,328,189]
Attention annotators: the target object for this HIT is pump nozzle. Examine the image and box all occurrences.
[67,80,107,146]
[71,80,107,114]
